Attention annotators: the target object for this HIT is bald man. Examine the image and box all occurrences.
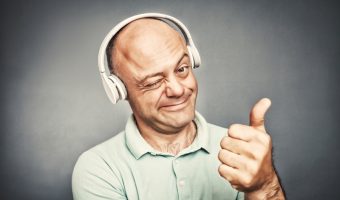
[72,17,285,200]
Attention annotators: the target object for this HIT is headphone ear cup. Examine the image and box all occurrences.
[108,75,127,100]
[101,75,120,104]
[188,45,201,68]
[187,46,195,68]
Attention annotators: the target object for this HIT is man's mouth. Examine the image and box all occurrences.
[160,96,191,112]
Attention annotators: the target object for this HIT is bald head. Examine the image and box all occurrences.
[106,18,186,75]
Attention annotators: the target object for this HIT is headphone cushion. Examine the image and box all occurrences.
[190,45,201,68]
[187,46,195,68]
[102,75,120,104]
[108,75,127,100]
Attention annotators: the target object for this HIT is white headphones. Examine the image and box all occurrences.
[98,13,201,104]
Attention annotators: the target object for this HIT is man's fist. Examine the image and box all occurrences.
[218,98,285,199]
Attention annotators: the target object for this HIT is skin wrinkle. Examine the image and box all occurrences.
[158,121,197,155]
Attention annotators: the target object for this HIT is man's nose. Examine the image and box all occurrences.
[165,77,185,98]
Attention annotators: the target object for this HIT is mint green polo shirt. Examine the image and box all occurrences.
[72,111,244,200]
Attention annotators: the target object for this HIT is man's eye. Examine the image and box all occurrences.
[177,65,190,78]
[177,65,189,73]
[145,79,162,89]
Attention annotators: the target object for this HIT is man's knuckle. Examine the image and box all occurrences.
[220,136,228,148]
[242,175,254,188]
[229,124,240,133]
[228,124,244,137]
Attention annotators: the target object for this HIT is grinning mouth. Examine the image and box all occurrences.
[163,99,187,107]
[159,95,191,111]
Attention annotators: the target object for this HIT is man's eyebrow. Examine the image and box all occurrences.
[138,52,190,83]
[176,52,189,67]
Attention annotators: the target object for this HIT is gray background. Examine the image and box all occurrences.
[1,0,339,199]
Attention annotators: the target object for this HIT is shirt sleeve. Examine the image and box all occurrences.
[72,151,127,200]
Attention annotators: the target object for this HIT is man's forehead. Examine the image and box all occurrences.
[113,18,187,75]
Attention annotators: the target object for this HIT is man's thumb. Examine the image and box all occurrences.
[249,98,271,132]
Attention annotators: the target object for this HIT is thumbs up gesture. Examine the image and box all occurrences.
[218,98,285,199]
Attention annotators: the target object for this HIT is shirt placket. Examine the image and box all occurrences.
[172,158,191,200]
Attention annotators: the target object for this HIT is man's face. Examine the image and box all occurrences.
[114,19,198,134]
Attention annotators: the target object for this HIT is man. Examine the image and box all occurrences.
[72,14,285,200]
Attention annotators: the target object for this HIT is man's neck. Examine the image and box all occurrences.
[135,118,197,156]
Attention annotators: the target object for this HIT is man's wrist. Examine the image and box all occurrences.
[245,174,285,200]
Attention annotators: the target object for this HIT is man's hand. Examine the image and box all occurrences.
[218,98,285,199]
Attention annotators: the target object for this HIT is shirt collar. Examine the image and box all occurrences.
[125,111,211,159]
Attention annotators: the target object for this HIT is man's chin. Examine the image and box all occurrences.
[159,108,195,127]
